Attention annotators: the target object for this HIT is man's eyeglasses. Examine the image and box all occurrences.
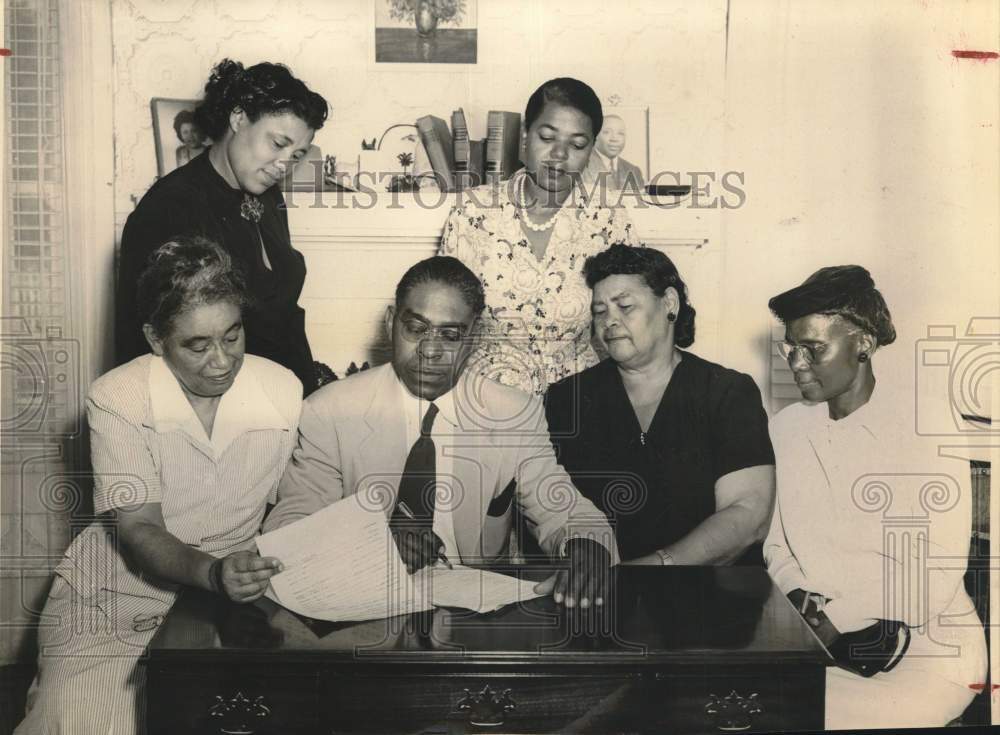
[777,341,829,365]
[397,316,470,344]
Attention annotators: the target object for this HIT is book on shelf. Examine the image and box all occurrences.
[451,108,484,189]
[415,114,455,191]
[485,110,521,182]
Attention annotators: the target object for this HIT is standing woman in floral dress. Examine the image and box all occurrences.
[439,78,638,395]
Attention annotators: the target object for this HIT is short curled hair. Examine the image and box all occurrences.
[524,78,603,138]
[768,265,896,347]
[137,236,251,340]
[172,109,199,141]
[395,256,486,317]
[193,59,329,142]
[583,243,697,348]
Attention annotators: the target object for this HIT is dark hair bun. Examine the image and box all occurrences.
[193,58,328,141]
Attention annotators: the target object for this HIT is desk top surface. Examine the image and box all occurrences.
[148,566,829,669]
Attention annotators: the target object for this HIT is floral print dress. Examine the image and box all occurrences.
[439,173,638,394]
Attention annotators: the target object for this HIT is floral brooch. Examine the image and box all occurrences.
[240,194,264,223]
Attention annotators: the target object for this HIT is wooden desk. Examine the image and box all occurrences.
[144,566,829,734]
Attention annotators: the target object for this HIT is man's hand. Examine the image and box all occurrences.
[534,538,612,609]
[391,526,446,575]
[213,551,283,603]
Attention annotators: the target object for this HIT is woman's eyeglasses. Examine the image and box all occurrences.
[777,341,829,365]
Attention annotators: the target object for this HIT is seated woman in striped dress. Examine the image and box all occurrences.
[16,236,302,735]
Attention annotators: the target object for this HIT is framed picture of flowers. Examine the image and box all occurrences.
[375,0,477,64]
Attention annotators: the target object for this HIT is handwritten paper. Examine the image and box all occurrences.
[257,496,545,622]
[257,495,433,622]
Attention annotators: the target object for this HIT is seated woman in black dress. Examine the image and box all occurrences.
[118,58,328,394]
[545,244,775,564]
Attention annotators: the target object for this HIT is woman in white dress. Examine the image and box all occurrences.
[440,77,638,395]
[764,265,986,729]
[16,237,302,734]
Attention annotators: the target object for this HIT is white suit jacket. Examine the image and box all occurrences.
[265,364,619,565]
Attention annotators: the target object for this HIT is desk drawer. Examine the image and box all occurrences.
[146,667,319,735]
[323,674,632,733]
[321,668,823,734]
[652,668,824,734]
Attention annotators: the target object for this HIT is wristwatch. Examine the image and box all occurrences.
[656,549,675,566]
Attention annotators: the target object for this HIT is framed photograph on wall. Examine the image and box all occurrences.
[588,106,650,188]
[151,98,211,178]
[375,0,478,64]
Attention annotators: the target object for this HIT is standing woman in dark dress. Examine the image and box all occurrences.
[117,59,328,393]
[546,244,775,565]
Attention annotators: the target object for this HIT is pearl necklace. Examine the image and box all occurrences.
[516,172,570,233]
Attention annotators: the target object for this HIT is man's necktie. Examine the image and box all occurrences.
[393,402,440,527]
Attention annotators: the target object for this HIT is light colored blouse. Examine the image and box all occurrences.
[56,354,302,604]
[440,173,638,394]
[764,383,984,685]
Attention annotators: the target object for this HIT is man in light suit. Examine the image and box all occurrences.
[584,114,645,193]
[264,256,618,608]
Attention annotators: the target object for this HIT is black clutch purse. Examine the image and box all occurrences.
[827,619,911,677]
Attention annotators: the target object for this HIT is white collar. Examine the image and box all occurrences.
[393,369,459,431]
[592,148,615,169]
[147,356,290,456]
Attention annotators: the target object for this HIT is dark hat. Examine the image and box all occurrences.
[768,265,896,346]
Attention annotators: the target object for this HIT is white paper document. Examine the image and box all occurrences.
[423,565,544,613]
[257,496,545,622]
[257,495,433,621]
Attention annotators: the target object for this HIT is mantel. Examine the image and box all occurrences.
[286,193,721,376]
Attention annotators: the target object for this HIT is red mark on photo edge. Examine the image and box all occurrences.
[0,49,13,57]
[968,683,1000,692]
[952,50,999,61]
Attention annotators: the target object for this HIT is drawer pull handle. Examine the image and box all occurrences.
[208,691,271,734]
[455,684,516,727]
[705,690,763,732]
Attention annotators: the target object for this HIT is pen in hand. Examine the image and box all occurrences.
[436,551,454,571]
[396,501,452,570]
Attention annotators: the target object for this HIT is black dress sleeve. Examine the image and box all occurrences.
[543,374,609,505]
[543,376,578,468]
[115,188,204,365]
[708,372,776,480]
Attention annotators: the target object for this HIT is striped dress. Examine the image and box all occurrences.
[16,354,302,735]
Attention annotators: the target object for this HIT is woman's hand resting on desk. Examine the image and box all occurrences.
[209,551,284,603]
[535,538,612,610]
